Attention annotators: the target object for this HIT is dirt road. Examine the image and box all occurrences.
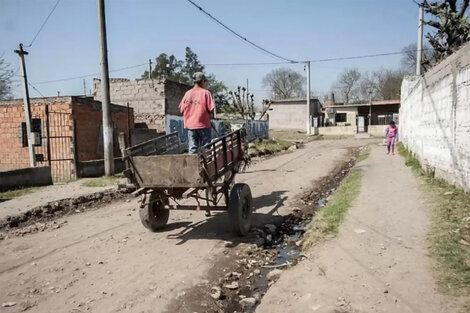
[0,139,367,313]
[256,145,458,313]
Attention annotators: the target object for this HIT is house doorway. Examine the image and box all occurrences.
[357,116,367,132]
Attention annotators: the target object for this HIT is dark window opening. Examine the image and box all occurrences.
[335,113,347,123]
[20,119,42,147]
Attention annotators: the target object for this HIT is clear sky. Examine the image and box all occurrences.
[1,0,423,102]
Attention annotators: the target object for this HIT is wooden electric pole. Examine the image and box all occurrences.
[14,43,36,167]
[97,0,114,175]
[148,59,152,79]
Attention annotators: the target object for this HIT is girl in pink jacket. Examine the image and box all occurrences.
[385,121,398,155]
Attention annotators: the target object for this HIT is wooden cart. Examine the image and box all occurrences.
[122,129,253,236]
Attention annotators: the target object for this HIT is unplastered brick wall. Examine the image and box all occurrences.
[93,78,190,131]
[400,42,470,192]
[0,98,72,172]
[72,97,134,161]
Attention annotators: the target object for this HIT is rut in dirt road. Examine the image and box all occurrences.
[0,139,373,313]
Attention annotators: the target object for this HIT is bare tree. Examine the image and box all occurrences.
[227,86,256,120]
[400,43,434,73]
[334,68,361,104]
[422,0,470,61]
[359,69,405,101]
[0,56,13,100]
[375,70,404,100]
[262,68,306,99]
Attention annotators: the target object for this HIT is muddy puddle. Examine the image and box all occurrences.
[163,147,362,313]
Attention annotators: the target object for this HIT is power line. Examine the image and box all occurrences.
[310,51,403,63]
[185,0,298,63]
[31,63,147,85]
[28,48,426,86]
[205,61,291,67]
[26,0,62,47]
[28,82,45,97]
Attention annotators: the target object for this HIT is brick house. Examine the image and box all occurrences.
[93,78,191,131]
[0,96,133,182]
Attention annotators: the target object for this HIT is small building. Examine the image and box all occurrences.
[0,96,134,182]
[268,98,323,131]
[93,78,191,131]
[321,100,400,136]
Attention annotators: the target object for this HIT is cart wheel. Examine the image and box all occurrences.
[139,193,170,231]
[228,183,253,236]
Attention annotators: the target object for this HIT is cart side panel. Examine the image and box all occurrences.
[131,155,203,188]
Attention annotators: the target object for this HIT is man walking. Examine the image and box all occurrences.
[179,72,215,153]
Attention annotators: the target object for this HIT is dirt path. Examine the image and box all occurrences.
[0,139,367,313]
[0,180,116,221]
[256,145,457,313]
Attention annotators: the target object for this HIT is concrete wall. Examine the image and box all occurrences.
[165,115,268,148]
[368,125,388,137]
[400,42,470,192]
[76,158,125,178]
[0,166,53,191]
[93,78,190,131]
[269,103,306,131]
[325,106,358,126]
[130,129,164,146]
[318,126,356,136]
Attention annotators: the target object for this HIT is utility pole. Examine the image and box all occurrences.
[97,0,114,176]
[14,43,36,167]
[83,79,87,96]
[416,3,424,75]
[246,78,249,94]
[306,61,311,135]
[148,59,152,79]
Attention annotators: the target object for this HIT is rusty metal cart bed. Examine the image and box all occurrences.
[122,129,252,236]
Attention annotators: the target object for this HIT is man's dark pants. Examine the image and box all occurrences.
[187,128,211,154]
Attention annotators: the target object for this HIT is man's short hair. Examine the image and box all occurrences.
[193,72,207,84]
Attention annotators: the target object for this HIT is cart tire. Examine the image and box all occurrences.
[228,183,253,236]
[140,193,170,231]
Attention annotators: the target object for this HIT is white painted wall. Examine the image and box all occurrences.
[269,103,306,131]
[369,125,388,137]
[318,126,356,136]
[400,42,470,192]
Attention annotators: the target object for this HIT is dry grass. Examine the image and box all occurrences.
[248,140,294,157]
[357,146,371,162]
[80,174,124,187]
[0,187,43,201]
[269,130,319,143]
[398,142,470,306]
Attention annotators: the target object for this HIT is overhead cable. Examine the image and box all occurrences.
[185,0,298,63]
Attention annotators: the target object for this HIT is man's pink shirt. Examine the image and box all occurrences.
[178,87,214,129]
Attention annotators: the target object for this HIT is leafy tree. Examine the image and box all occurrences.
[142,47,228,106]
[422,0,470,61]
[262,68,306,99]
[334,68,361,104]
[180,47,204,85]
[0,56,13,100]
[142,53,183,81]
